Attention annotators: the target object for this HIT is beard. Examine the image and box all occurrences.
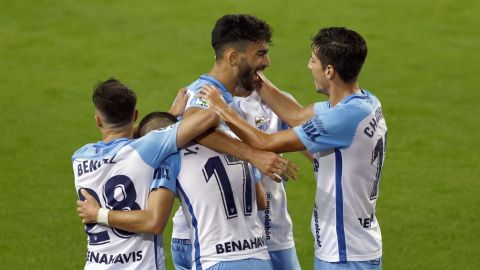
[238,62,256,92]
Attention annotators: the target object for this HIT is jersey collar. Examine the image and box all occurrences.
[328,89,369,108]
[199,75,234,104]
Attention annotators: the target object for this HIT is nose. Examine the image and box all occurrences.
[261,54,270,68]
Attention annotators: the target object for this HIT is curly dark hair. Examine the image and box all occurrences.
[211,14,272,58]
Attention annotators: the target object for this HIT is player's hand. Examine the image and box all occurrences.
[251,150,299,182]
[77,189,101,224]
[254,71,274,92]
[169,87,190,117]
[197,85,228,113]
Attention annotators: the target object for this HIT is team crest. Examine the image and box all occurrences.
[195,97,209,108]
[255,116,271,131]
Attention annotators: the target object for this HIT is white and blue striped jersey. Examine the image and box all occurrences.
[157,144,269,270]
[234,91,296,252]
[72,123,180,270]
[167,75,270,269]
[293,90,387,262]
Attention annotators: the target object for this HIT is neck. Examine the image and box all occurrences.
[328,80,361,107]
[208,62,237,95]
[234,86,253,97]
[101,125,133,142]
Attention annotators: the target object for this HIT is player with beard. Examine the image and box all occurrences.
[199,27,387,270]
[171,14,299,270]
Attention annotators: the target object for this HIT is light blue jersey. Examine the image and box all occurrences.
[73,122,180,270]
[294,90,387,263]
[185,74,242,131]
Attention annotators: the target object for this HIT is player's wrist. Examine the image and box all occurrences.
[97,208,110,225]
[243,145,256,164]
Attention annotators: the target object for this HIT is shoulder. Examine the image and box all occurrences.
[342,90,381,116]
[72,143,96,161]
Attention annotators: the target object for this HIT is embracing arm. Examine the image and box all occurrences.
[176,108,220,149]
[255,72,315,127]
[198,85,306,154]
[77,188,175,235]
[183,107,296,181]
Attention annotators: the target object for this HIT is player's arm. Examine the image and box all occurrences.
[168,87,189,118]
[183,107,297,181]
[175,108,221,149]
[77,188,175,234]
[301,150,314,162]
[255,72,315,127]
[198,85,306,154]
[255,182,267,210]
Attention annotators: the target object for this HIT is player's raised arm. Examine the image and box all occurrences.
[255,72,315,127]
[168,87,190,118]
[182,106,296,181]
[198,85,306,154]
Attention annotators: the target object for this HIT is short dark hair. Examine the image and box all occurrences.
[211,14,272,58]
[92,78,137,127]
[136,112,178,138]
[311,27,367,82]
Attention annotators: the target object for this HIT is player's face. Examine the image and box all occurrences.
[238,41,270,91]
[308,50,329,95]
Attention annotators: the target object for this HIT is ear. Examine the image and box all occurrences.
[226,48,239,66]
[95,114,103,128]
[133,109,138,122]
[325,65,335,80]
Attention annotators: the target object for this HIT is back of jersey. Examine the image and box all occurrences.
[177,143,269,270]
[72,124,179,270]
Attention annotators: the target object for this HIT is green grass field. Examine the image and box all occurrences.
[1,0,479,269]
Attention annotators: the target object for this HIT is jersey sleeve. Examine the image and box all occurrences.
[293,104,365,153]
[150,153,180,193]
[129,122,180,168]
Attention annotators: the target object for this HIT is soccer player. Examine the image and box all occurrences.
[171,14,299,270]
[233,86,302,270]
[73,78,220,270]
[199,27,387,270]
[79,111,270,270]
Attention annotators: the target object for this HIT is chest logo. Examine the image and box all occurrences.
[255,116,271,131]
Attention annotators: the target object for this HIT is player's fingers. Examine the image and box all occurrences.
[80,188,93,199]
[284,166,298,180]
[271,168,284,179]
[203,84,216,91]
[281,158,299,172]
[179,87,187,95]
[269,172,283,183]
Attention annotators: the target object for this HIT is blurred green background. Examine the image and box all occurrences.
[1,0,479,269]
